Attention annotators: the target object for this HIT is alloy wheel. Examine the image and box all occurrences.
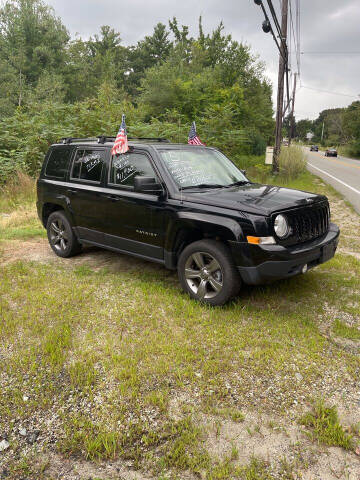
[49,218,69,252]
[184,251,223,300]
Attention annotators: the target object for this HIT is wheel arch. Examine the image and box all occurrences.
[164,212,244,269]
[41,202,65,227]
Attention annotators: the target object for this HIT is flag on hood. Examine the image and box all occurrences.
[111,114,129,155]
[188,121,205,146]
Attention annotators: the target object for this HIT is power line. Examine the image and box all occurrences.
[265,0,290,108]
[256,0,287,62]
[285,59,290,107]
[266,0,287,55]
[266,0,282,36]
[288,0,300,75]
[300,84,360,98]
[301,51,360,55]
[295,0,300,76]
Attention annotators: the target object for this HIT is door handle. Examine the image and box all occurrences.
[104,194,120,202]
[67,189,78,195]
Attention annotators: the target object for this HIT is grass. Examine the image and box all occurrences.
[5,454,49,480]
[0,168,359,478]
[300,401,355,450]
[233,151,317,192]
[0,170,36,211]
[208,407,245,423]
[0,171,45,241]
[333,319,360,340]
[278,146,307,180]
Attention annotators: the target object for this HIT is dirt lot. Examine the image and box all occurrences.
[0,178,359,479]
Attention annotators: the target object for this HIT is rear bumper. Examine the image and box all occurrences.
[229,223,340,285]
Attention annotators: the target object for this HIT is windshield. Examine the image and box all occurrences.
[159,148,248,189]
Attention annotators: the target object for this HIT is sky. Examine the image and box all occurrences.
[46,0,360,120]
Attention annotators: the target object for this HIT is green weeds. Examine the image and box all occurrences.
[333,319,360,340]
[300,401,355,450]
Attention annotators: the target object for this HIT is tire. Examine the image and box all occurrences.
[46,210,82,258]
[178,239,241,306]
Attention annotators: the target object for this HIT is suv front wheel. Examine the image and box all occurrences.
[178,239,241,306]
[46,211,82,258]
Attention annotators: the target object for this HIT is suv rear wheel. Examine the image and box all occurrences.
[46,211,82,258]
[178,239,241,305]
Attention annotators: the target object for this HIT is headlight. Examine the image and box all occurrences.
[274,214,290,238]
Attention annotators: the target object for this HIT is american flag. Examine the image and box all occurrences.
[188,121,205,146]
[111,114,129,155]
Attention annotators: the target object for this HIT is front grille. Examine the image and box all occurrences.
[275,201,330,246]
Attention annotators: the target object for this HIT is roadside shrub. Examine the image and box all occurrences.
[348,139,360,158]
[249,132,266,156]
[0,152,27,182]
[248,163,272,184]
[0,171,36,211]
[278,145,307,180]
[231,154,265,170]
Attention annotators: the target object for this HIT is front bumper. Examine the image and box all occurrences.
[229,223,340,285]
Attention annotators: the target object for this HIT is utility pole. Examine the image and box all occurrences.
[273,0,289,172]
[321,121,325,144]
[288,72,297,145]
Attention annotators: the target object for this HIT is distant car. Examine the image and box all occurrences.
[310,145,319,152]
[325,148,337,157]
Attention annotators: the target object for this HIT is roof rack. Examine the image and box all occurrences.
[129,137,170,143]
[59,136,170,145]
[60,137,98,144]
[97,136,170,144]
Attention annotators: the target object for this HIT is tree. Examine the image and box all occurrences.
[64,26,127,101]
[0,0,69,110]
[88,25,121,57]
[125,23,171,95]
[63,38,97,102]
[138,21,273,151]
[296,119,314,141]
[0,59,19,115]
[0,0,69,82]
[0,14,276,179]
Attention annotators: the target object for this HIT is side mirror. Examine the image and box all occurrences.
[134,176,163,196]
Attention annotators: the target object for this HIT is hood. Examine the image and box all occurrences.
[181,183,327,216]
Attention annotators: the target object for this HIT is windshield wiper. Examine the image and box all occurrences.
[226,180,251,187]
[179,183,225,191]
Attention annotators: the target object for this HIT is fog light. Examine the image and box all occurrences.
[302,264,308,274]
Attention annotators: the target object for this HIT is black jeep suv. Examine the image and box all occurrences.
[37,137,340,305]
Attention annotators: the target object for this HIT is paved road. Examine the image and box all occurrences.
[305,148,360,214]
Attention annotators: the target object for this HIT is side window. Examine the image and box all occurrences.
[109,153,157,188]
[45,147,72,179]
[71,149,105,183]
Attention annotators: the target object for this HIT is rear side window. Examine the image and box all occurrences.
[109,153,157,187]
[45,147,72,179]
[71,149,106,183]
